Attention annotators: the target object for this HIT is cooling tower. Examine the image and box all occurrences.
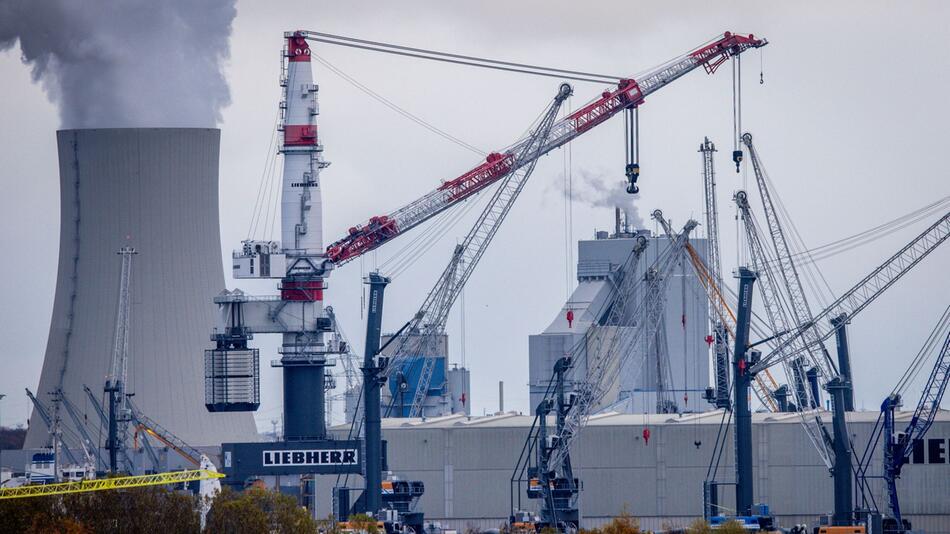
[25,128,259,449]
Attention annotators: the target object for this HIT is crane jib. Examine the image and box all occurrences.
[325,32,766,265]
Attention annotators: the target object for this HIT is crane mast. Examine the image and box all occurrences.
[699,138,732,410]
[105,246,136,474]
[389,84,573,418]
[326,32,766,265]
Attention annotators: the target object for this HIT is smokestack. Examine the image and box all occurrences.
[499,381,505,413]
[25,128,258,449]
[615,207,622,237]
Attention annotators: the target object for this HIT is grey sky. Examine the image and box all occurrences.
[1,1,948,431]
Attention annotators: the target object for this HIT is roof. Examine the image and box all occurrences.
[328,408,950,431]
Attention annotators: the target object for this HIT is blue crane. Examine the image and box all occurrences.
[857,306,950,532]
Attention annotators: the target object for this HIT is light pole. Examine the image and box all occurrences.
[0,393,6,474]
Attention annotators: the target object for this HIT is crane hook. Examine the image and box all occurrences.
[625,163,640,194]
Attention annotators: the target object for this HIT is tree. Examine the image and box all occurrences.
[204,486,317,534]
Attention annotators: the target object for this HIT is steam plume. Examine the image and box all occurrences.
[568,169,645,228]
[0,0,237,128]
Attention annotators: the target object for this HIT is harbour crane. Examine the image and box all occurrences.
[24,388,78,466]
[513,219,696,531]
[856,308,950,533]
[510,230,649,530]
[750,216,950,377]
[388,83,573,418]
[724,131,950,525]
[55,390,106,471]
[82,384,135,472]
[741,133,839,386]
[104,246,136,474]
[734,190,835,467]
[726,152,950,520]
[324,32,766,266]
[347,33,766,419]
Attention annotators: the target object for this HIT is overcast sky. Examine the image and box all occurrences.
[1,1,948,431]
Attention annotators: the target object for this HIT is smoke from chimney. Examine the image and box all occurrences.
[0,0,237,128]
[567,169,645,229]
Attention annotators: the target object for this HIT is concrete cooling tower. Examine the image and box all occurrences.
[25,128,259,449]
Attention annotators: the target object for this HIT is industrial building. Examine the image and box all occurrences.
[25,128,258,450]
[529,211,712,414]
[372,334,471,419]
[3,24,947,534]
[316,411,950,532]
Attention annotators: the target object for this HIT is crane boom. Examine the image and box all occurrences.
[389,84,573,418]
[735,192,834,467]
[128,399,204,467]
[0,470,223,500]
[753,210,950,374]
[24,389,79,466]
[741,134,837,380]
[655,211,781,412]
[326,32,766,265]
[56,390,107,470]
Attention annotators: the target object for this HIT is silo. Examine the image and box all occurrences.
[25,128,259,449]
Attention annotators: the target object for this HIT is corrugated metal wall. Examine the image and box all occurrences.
[323,412,950,532]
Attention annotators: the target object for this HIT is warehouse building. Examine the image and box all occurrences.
[319,410,950,532]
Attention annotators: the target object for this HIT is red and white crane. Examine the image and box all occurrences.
[324,32,767,266]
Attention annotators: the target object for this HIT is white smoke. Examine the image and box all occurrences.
[567,169,645,229]
[0,0,236,128]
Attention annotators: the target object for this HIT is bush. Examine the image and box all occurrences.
[347,512,381,534]
[715,520,746,534]
[686,518,712,534]
[204,486,317,533]
[0,486,199,533]
[601,508,641,534]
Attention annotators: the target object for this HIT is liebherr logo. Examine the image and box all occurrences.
[262,449,358,467]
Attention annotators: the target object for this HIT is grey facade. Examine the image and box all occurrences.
[529,230,711,414]
[25,128,258,449]
[319,411,950,532]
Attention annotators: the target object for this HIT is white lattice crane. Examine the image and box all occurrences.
[104,246,136,474]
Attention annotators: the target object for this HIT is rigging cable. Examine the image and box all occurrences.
[312,53,486,156]
[303,31,622,85]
